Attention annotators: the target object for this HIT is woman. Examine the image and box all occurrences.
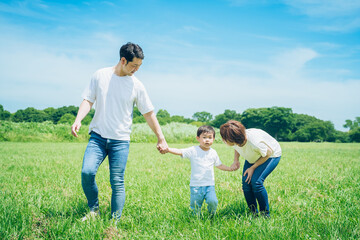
[220,120,281,218]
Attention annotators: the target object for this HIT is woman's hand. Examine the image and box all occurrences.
[244,167,255,184]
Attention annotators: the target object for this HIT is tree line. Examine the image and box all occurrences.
[1,104,359,142]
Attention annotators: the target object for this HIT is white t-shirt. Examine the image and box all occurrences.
[233,128,282,164]
[181,146,222,187]
[82,67,154,140]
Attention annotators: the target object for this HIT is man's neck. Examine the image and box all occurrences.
[113,62,125,76]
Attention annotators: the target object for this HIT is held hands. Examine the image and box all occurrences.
[230,161,240,171]
[156,139,169,154]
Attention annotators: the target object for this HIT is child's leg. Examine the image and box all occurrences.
[190,186,205,216]
[249,157,281,216]
[204,186,218,215]
[242,160,258,214]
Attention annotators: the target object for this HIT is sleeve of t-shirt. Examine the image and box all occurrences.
[81,74,97,103]
[213,150,222,167]
[256,141,269,157]
[181,147,194,160]
[135,81,154,115]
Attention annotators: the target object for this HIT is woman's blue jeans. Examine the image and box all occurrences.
[81,132,130,220]
[190,186,218,216]
[242,156,281,215]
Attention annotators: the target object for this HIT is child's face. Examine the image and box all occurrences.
[197,132,214,150]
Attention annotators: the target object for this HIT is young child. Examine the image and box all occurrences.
[166,125,233,216]
[220,120,281,218]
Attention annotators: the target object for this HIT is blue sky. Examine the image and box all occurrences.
[0,0,359,130]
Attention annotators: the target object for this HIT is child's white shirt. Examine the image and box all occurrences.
[233,128,282,164]
[181,146,222,187]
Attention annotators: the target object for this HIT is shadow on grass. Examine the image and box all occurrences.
[216,200,248,219]
[41,197,89,220]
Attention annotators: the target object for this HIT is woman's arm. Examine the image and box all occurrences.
[243,147,273,183]
[231,150,241,171]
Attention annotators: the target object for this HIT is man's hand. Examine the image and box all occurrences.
[156,139,169,154]
[71,121,81,137]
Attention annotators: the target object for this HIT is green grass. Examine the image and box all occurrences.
[0,142,359,239]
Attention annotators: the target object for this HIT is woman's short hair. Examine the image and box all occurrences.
[220,120,246,145]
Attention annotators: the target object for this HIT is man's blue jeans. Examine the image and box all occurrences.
[190,186,218,216]
[81,131,130,220]
[242,156,281,216]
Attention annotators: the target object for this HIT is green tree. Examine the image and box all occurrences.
[290,114,337,142]
[343,117,360,130]
[58,113,76,124]
[0,104,11,120]
[349,127,360,142]
[211,109,241,128]
[156,109,171,125]
[192,111,213,123]
[240,107,293,140]
[12,107,48,123]
[52,106,78,124]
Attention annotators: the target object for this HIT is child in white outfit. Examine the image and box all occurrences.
[166,125,233,216]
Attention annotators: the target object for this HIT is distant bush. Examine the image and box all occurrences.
[0,121,89,142]
[0,121,223,143]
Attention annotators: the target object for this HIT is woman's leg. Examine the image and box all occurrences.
[250,156,281,216]
[242,160,258,214]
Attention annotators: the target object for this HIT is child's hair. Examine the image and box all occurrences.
[197,125,215,138]
[220,120,246,145]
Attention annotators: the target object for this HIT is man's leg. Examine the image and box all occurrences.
[108,140,130,221]
[81,132,107,213]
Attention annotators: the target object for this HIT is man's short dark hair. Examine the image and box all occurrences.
[119,42,144,63]
[197,125,216,138]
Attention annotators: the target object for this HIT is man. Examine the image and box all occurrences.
[71,42,168,222]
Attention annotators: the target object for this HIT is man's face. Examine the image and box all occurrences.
[121,57,142,76]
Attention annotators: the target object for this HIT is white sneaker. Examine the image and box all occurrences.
[81,210,100,222]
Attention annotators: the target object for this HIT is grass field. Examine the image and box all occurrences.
[0,142,359,239]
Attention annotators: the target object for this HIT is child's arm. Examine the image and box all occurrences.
[167,147,183,156]
[216,164,233,171]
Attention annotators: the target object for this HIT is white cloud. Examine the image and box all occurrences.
[283,0,360,17]
[141,47,358,130]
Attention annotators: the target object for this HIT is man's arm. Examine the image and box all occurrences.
[143,111,168,154]
[71,99,93,137]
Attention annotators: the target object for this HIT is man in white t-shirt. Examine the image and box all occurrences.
[71,42,168,223]
[166,125,233,216]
